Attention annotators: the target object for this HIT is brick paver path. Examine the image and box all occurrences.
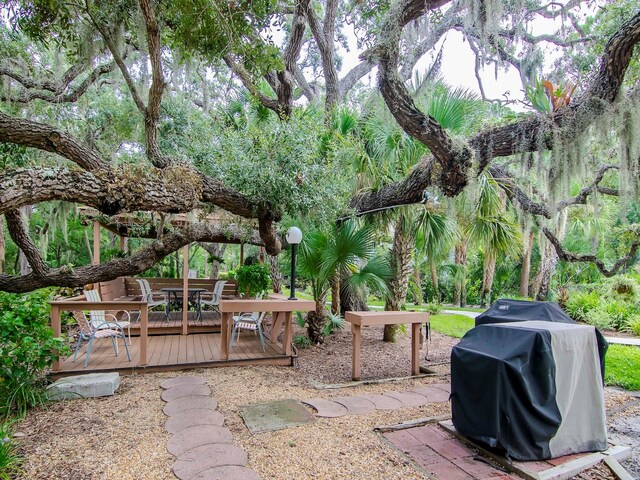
[384,423,519,480]
[303,383,450,418]
[161,376,262,480]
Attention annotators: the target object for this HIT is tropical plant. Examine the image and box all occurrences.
[0,420,23,479]
[0,290,67,417]
[234,264,271,298]
[565,290,601,321]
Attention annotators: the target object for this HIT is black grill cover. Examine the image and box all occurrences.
[451,321,608,461]
[475,299,608,380]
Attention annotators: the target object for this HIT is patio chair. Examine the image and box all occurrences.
[200,280,227,312]
[136,279,168,320]
[230,311,267,352]
[83,289,132,346]
[72,311,131,368]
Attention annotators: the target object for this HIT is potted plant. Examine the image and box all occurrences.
[234,264,271,299]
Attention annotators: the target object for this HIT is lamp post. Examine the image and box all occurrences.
[286,226,303,300]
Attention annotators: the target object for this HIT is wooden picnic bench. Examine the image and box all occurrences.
[344,311,430,381]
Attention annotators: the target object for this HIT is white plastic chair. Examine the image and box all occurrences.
[136,279,168,320]
[83,289,132,346]
[230,311,267,352]
[200,280,227,312]
[72,311,131,368]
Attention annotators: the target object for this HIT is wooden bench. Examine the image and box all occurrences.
[344,311,430,381]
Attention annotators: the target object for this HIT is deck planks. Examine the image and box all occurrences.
[56,332,288,376]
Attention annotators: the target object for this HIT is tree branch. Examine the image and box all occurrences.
[4,209,49,276]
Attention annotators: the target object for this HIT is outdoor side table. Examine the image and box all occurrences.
[344,311,429,381]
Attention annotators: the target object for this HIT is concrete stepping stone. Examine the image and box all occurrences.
[361,394,403,410]
[410,385,450,403]
[191,465,261,480]
[333,396,376,415]
[429,383,451,394]
[164,396,218,416]
[167,425,233,456]
[161,384,211,402]
[161,376,207,390]
[165,409,225,434]
[382,391,430,408]
[302,398,348,418]
[173,444,248,480]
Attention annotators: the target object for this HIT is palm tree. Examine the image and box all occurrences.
[298,221,386,344]
[467,172,522,306]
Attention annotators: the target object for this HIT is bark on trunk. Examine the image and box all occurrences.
[267,254,282,293]
[201,243,226,279]
[412,267,423,304]
[340,269,368,315]
[453,242,467,307]
[532,211,567,300]
[0,218,5,274]
[520,229,535,298]
[18,206,33,276]
[307,295,327,344]
[330,270,340,315]
[384,218,413,342]
[480,250,496,307]
[429,261,439,303]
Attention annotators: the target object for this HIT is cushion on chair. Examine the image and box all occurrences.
[235,322,258,331]
[93,329,122,338]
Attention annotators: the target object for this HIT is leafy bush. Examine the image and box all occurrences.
[424,303,442,315]
[601,300,639,330]
[0,290,67,417]
[602,275,640,303]
[0,421,23,479]
[565,291,600,321]
[234,264,271,298]
[623,314,640,336]
[293,335,312,349]
[584,308,617,330]
[322,313,345,337]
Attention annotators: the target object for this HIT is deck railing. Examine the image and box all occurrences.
[50,298,149,371]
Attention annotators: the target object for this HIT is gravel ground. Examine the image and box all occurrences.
[15,326,639,480]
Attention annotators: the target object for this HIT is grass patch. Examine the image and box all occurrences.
[430,314,475,338]
[605,345,640,391]
[442,305,485,313]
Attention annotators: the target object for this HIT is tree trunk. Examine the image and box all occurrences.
[429,261,439,303]
[340,269,368,315]
[480,250,496,306]
[0,218,5,274]
[453,242,467,307]
[200,243,226,279]
[18,206,33,276]
[330,270,340,315]
[412,267,423,305]
[532,211,567,300]
[307,294,327,344]
[384,218,413,342]
[267,254,282,293]
[520,229,534,298]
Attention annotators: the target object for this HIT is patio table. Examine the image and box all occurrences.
[162,287,206,322]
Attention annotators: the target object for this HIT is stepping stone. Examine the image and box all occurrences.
[47,372,120,400]
[361,394,403,410]
[302,398,348,418]
[239,399,315,434]
[173,444,248,480]
[429,383,451,394]
[382,391,430,408]
[410,385,450,403]
[165,409,225,434]
[191,466,261,480]
[164,396,218,416]
[161,376,207,390]
[167,425,233,456]
[333,396,376,415]
[161,384,211,402]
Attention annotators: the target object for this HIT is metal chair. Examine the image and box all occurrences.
[72,311,131,368]
[200,280,227,313]
[136,279,168,320]
[230,311,267,352]
[83,289,132,345]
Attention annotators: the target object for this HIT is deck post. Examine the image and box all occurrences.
[140,306,148,366]
[352,323,362,381]
[182,244,189,335]
[51,304,61,372]
[221,312,231,360]
[92,221,100,265]
[411,322,421,376]
[283,311,293,356]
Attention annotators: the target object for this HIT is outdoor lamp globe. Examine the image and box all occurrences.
[286,226,303,244]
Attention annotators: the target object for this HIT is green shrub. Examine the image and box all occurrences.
[233,264,271,298]
[0,421,23,479]
[0,290,67,417]
[623,314,640,336]
[293,335,312,349]
[424,303,442,315]
[565,291,600,321]
[601,300,639,330]
[322,313,345,337]
[584,308,617,330]
[602,275,640,303]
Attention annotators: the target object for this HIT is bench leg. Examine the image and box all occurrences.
[352,323,361,381]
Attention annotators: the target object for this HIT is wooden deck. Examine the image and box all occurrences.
[129,310,222,335]
[55,332,289,378]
